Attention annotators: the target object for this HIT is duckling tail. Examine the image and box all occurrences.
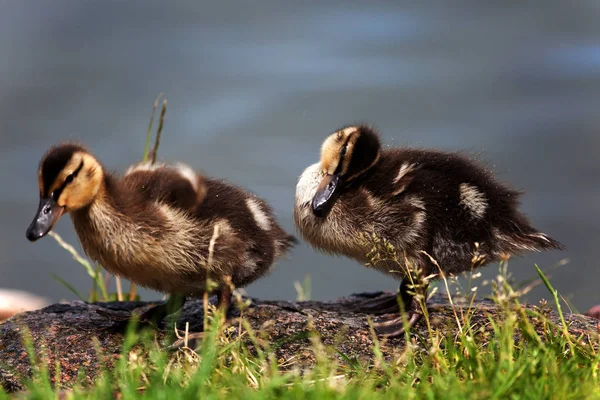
[523,232,565,251]
[495,228,565,254]
[493,212,565,254]
[286,234,300,247]
[273,233,299,259]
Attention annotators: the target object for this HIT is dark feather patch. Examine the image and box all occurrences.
[330,143,563,276]
[99,169,296,289]
[123,168,200,212]
[346,126,381,178]
[40,143,86,195]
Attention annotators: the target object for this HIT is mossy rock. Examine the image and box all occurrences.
[0,293,597,393]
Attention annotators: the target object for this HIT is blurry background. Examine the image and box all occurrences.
[1,1,598,311]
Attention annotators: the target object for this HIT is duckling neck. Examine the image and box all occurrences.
[349,156,381,184]
[71,173,135,224]
[69,173,147,256]
[68,173,171,280]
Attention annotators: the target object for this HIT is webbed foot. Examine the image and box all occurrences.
[135,296,185,327]
[351,280,428,338]
[95,295,186,329]
[373,311,422,338]
[349,292,401,315]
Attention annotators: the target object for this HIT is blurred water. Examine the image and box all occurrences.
[1,1,598,312]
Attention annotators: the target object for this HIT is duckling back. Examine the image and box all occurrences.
[195,178,297,287]
[69,161,295,297]
[373,148,564,274]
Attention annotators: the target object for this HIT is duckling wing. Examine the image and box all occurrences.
[123,163,206,213]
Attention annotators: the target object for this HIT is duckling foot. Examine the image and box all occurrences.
[167,290,233,351]
[140,295,187,326]
[353,280,428,338]
[96,296,186,329]
[373,312,422,338]
[348,292,401,315]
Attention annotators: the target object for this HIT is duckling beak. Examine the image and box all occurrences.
[26,198,64,242]
[312,174,341,218]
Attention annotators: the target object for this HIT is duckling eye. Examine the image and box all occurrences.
[65,174,74,184]
[340,145,347,157]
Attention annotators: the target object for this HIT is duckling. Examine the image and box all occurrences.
[294,125,563,338]
[27,143,296,321]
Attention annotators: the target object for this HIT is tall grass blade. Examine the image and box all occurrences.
[51,274,86,301]
[143,93,163,162]
[48,231,108,301]
[151,99,168,165]
[535,264,574,353]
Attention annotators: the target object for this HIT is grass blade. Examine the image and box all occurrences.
[535,264,574,353]
[150,99,168,165]
[48,231,108,301]
[51,274,86,301]
[143,93,163,162]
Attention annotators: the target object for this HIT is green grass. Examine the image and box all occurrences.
[2,266,599,399]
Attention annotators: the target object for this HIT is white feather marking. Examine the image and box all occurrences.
[529,232,551,242]
[413,211,426,227]
[403,210,427,244]
[393,163,414,185]
[125,162,162,175]
[459,183,487,218]
[492,228,542,252]
[406,195,426,210]
[174,163,199,192]
[246,198,271,230]
[392,163,415,195]
[295,163,323,206]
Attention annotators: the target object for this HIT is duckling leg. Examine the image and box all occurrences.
[136,295,187,325]
[168,288,233,350]
[215,286,233,315]
[373,280,427,338]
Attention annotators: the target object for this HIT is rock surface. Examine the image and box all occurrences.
[0,292,598,393]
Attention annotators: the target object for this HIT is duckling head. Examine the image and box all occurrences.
[26,143,104,241]
[312,125,380,217]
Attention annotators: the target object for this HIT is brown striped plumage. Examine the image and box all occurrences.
[27,143,295,319]
[294,125,563,338]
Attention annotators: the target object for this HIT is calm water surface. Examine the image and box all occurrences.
[1,1,599,311]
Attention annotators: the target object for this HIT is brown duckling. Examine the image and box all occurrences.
[294,125,563,338]
[27,143,296,321]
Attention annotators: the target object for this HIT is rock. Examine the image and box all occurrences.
[0,292,597,393]
[0,289,49,322]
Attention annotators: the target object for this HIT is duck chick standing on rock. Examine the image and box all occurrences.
[27,143,296,322]
[294,125,564,338]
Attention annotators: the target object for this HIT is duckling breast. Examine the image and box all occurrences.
[72,199,253,295]
[294,163,373,262]
[294,162,430,276]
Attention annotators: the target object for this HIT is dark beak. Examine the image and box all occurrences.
[26,198,64,242]
[311,174,342,218]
